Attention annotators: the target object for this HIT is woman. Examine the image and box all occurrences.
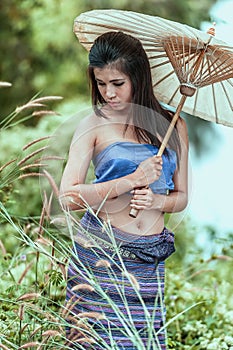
[60,31,188,349]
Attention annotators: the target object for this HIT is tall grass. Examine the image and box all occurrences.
[1,91,233,349]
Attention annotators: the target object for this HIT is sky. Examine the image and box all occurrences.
[187,0,233,236]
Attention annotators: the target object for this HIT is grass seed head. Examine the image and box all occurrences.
[95,259,111,268]
[71,283,95,292]
[42,330,61,337]
[78,311,106,320]
[78,337,96,344]
[17,292,41,302]
[122,271,140,291]
[0,344,11,350]
[19,342,40,349]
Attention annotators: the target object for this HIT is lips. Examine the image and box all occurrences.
[108,101,120,107]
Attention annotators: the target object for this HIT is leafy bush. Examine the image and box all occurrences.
[1,94,233,349]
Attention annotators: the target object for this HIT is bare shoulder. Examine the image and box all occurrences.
[75,112,100,132]
[177,117,189,146]
[71,113,100,148]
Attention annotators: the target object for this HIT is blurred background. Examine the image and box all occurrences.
[1,0,233,253]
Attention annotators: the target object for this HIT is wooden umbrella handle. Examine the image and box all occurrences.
[129,96,186,218]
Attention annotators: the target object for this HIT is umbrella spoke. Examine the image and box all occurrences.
[167,86,181,105]
[74,9,233,127]
[211,84,219,123]
[152,69,176,86]
[220,80,233,111]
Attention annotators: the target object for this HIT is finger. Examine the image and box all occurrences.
[131,198,147,204]
[154,155,163,164]
[130,203,149,210]
[133,189,149,195]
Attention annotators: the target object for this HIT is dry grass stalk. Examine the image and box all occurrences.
[19,304,25,320]
[78,337,96,344]
[40,190,53,220]
[71,283,95,292]
[38,198,47,236]
[42,169,59,197]
[0,344,11,350]
[65,333,81,346]
[19,172,45,179]
[58,260,67,280]
[0,239,7,255]
[31,95,63,103]
[34,237,51,246]
[0,81,12,87]
[0,158,17,172]
[32,110,60,117]
[17,146,49,166]
[213,255,232,261]
[75,235,95,248]
[42,313,64,334]
[20,323,30,333]
[95,259,111,268]
[62,295,77,316]
[17,292,41,302]
[61,295,81,317]
[29,326,42,338]
[189,269,214,279]
[34,155,65,162]
[18,261,34,284]
[50,216,68,227]
[122,271,140,291]
[37,330,60,350]
[66,315,84,327]
[19,342,40,349]
[78,311,106,320]
[22,136,52,151]
[15,103,46,114]
[19,163,47,171]
[42,330,61,337]
[45,191,53,219]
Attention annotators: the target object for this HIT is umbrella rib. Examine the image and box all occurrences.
[90,11,173,38]
[167,86,181,105]
[219,80,233,111]
[75,9,233,127]
[151,59,174,69]
[192,85,199,116]
[153,69,176,86]
[200,56,233,86]
[212,84,219,123]
[192,46,233,86]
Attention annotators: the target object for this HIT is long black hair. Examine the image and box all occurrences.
[88,31,181,159]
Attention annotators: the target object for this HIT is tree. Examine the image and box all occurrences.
[0,0,217,151]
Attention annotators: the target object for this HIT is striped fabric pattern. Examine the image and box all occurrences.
[65,212,167,349]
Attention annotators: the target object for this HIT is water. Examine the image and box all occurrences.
[187,0,233,239]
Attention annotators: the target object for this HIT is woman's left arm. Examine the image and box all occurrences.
[130,117,189,213]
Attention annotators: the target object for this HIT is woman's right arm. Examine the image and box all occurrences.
[59,116,163,211]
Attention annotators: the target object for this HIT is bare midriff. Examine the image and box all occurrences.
[94,193,164,236]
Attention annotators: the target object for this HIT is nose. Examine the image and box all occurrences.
[106,85,116,99]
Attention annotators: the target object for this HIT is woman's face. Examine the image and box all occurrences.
[93,66,132,111]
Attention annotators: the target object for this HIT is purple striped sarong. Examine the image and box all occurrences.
[65,211,172,349]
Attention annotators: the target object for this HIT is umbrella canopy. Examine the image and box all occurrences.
[74,9,233,127]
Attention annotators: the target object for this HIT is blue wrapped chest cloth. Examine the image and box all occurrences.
[93,141,177,194]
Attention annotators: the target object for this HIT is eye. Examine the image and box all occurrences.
[96,81,105,86]
[114,82,124,87]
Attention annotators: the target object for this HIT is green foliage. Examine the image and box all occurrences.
[0,0,217,120]
[0,205,232,348]
[1,1,230,348]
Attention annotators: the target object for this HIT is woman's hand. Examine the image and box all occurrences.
[130,187,155,210]
[130,187,159,210]
[132,155,163,188]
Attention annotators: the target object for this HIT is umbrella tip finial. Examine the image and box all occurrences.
[207,22,216,36]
